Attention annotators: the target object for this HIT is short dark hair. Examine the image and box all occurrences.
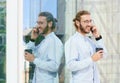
[73,10,90,29]
[39,12,57,31]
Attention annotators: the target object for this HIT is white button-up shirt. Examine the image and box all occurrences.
[25,32,63,83]
[65,32,107,83]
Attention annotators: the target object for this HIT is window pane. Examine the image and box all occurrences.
[23,1,62,83]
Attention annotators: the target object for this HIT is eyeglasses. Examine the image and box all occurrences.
[81,20,93,24]
[36,21,44,25]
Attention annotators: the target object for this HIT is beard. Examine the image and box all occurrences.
[79,24,90,34]
[41,24,49,34]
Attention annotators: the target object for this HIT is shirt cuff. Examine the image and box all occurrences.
[96,39,103,45]
[25,41,35,49]
[29,41,35,44]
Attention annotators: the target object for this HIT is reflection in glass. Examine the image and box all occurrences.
[23,0,65,83]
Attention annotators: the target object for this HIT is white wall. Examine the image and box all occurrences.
[7,0,24,83]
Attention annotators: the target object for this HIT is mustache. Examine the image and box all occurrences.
[86,25,92,27]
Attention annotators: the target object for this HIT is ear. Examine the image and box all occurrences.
[48,21,52,28]
[75,20,80,27]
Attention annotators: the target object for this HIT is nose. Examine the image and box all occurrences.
[87,22,92,26]
[35,24,40,28]
[36,22,40,27]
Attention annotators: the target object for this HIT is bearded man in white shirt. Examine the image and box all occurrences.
[24,12,63,83]
[65,10,107,83]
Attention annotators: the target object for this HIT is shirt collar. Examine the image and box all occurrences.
[76,31,88,41]
[45,32,54,38]
[76,31,85,38]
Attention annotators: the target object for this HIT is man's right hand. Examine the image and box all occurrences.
[31,28,39,40]
[91,50,103,62]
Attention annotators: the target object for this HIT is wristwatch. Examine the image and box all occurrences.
[95,35,102,41]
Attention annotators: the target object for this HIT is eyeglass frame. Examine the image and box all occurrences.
[80,19,94,24]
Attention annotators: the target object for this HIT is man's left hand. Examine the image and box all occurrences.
[24,52,35,62]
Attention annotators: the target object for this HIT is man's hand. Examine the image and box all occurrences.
[24,52,35,62]
[91,26,100,38]
[91,50,103,62]
[31,28,39,40]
